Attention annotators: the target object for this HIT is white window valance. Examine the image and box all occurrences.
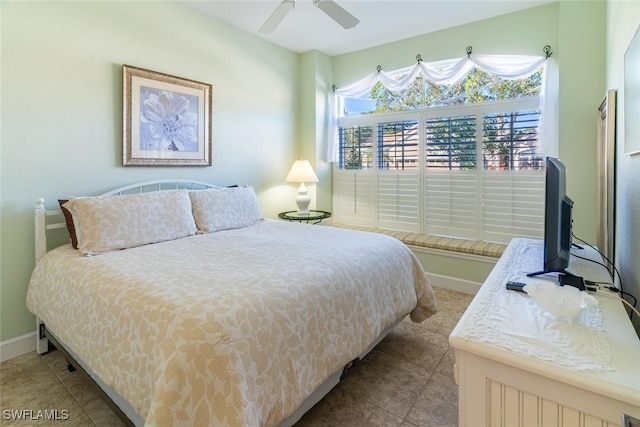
[328,54,559,162]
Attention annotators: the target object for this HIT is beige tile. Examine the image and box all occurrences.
[434,346,456,378]
[0,351,94,426]
[405,372,458,427]
[41,349,125,427]
[415,288,474,336]
[80,396,126,427]
[337,349,429,419]
[375,322,451,372]
[296,379,404,427]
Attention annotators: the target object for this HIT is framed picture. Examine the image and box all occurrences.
[624,24,640,156]
[123,65,212,166]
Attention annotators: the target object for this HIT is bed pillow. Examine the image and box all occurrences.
[189,186,263,233]
[63,189,197,255]
[58,199,78,249]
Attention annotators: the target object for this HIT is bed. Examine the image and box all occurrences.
[26,179,438,427]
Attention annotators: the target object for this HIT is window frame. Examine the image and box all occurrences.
[334,95,544,243]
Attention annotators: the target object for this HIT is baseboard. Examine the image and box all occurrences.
[0,332,36,362]
[427,272,481,295]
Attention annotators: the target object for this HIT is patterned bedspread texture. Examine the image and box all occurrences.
[27,220,437,426]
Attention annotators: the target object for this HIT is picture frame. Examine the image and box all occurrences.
[624,24,640,156]
[123,65,212,166]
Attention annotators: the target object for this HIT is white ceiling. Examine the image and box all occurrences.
[179,0,552,56]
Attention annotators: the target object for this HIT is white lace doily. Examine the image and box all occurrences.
[461,238,611,371]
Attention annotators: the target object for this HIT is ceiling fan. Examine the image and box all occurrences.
[259,0,360,33]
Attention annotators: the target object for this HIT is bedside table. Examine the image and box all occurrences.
[278,210,331,224]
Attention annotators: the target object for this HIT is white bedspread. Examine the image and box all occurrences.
[27,220,437,426]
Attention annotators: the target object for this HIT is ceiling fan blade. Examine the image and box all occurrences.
[314,0,359,29]
[259,0,295,33]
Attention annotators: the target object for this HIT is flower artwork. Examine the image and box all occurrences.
[140,88,198,152]
[123,65,212,166]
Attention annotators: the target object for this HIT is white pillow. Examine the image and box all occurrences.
[64,189,197,255]
[189,186,263,233]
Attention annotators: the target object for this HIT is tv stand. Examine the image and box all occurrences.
[526,268,577,278]
[450,238,640,426]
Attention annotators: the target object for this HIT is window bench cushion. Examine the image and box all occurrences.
[329,223,506,259]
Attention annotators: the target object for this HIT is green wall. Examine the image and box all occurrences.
[557,0,606,247]
[0,1,300,343]
[298,50,333,211]
[331,3,559,84]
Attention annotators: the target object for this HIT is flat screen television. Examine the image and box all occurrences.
[527,157,574,277]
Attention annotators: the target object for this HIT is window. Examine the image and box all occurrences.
[340,126,374,170]
[483,110,542,170]
[425,115,476,169]
[334,70,545,243]
[379,120,419,170]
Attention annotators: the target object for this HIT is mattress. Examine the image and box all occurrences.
[27,219,437,426]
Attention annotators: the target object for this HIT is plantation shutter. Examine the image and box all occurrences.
[482,110,544,243]
[377,120,420,231]
[334,98,545,244]
[482,172,544,242]
[334,170,376,226]
[424,171,479,239]
[334,124,376,226]
[424,115,479,239]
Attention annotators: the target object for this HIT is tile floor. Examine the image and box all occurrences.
[0,287,473,426]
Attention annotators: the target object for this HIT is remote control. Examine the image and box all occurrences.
[506,281,527,292]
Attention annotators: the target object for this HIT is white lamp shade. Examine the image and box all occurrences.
[285,160,318,183]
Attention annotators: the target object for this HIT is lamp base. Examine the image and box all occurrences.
[295,183,311,215]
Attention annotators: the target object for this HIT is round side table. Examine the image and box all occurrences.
[278,210,331,224]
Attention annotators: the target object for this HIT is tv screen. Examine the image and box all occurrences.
[527,157,573,277]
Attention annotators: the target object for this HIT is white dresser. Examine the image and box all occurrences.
[449,238,640,427]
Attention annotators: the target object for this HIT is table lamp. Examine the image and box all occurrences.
[286,159,318,215]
